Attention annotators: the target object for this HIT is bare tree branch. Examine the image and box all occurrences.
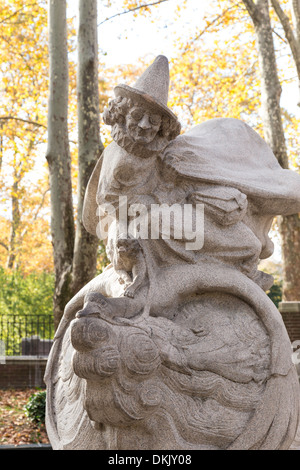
[0,116,47,129]
[98,0,170,26]
[271,0,300,63]
[193,4,241,43]
[0,2,38,25]
[0,241,9,252]
[272,27,287,43]
[0,116,79,144]
[179,3,241,56]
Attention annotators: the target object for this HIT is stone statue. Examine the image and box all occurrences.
[45,55,300,450]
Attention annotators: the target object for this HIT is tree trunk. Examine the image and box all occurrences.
[242,0,300,301]
[243,0,288,168]
[71,0,103,295]
[7,176,20,269]
[46,0,75,329]
[46,0,103,329]
[292,0,300,105]
[292,0,300,40]
[278,214,300,300]
[271,0,300,106]
[7,137,35,270]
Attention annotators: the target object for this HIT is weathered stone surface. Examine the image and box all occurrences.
[45,55,300,450]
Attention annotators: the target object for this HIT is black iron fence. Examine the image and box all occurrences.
[0,314,54,356]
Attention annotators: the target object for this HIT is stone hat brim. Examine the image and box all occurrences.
[114,84,179,123]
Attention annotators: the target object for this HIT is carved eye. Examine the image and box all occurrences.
[149,114,161,126]
[130,108,144,121]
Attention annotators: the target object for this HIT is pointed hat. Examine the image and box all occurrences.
[114,55,179,123]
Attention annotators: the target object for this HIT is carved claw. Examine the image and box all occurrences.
[124,287,135,299]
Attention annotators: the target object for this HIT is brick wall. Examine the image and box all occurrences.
[0,357,47,389]
[279,302,300,344]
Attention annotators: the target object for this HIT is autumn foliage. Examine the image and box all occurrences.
[0,0,299,295]
[0,389,49,445]
[0,1,77,275]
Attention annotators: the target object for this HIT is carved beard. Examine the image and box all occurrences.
[111,123,169,159]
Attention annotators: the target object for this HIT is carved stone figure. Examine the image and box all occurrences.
[45,55,300,450]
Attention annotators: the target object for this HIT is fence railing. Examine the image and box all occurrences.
[0,314,54,357]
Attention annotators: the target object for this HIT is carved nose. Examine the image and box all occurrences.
[138,114,151,129]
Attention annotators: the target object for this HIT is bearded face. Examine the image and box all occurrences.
[125,105,162,145]
[103,96,180,158]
